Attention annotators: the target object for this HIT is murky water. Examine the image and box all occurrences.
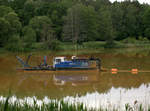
[0,49,150,109]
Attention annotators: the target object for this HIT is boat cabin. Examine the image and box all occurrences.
[53,57,67,67]
[53,56,90,69]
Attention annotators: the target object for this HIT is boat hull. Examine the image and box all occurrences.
[17,67,98,71]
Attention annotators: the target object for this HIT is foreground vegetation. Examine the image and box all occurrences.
[0,97,149,111]
[0,99,87,111]
[1,0,150,51]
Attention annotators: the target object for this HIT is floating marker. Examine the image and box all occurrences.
[111,71,117,74]
[132,69,138,72]
[131,69,138,74]
[111,68,118,72]
[132,71,138,74]
[111,68,118,74]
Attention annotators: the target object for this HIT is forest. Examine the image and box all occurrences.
[0,0,150,51]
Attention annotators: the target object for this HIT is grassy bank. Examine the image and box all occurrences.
[1,44,150,57]
[60,41,150,50]
[52,39,150,55]
[1,38,150,55]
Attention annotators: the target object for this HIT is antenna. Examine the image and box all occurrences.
[26,53,32,65]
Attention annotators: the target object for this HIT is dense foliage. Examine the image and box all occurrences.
[0,0,150,51]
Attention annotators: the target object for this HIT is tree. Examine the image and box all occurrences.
[22,26,36,48]
[111,2,124,40]
[1,0,150,51]
[10,0,27,26]
[143,7,150,38]
[22,0,36,25]
[45,2,68,40]
[110,0,142,40]
[51,10,63,40]
[97,6,116,45]
[144,28,150,39]
[124,3,141,37]
[0,6,22,48]
[5,34,23,51]
[29,16,54,42]
[4,12,22,35]
[81,5,98,41]
[63,4,82,44]
[0,0,10,6]
[89,0,111,11]
[0,5,14,17]
[63,4,94,44]
[0,18,10,47]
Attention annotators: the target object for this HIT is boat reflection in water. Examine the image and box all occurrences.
[53,72,98,86]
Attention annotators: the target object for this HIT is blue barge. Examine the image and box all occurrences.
[16,55,101,71]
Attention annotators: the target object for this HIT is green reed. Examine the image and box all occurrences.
[0,97,88,111]
[0,97,150,111]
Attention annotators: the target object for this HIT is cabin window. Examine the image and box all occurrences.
[56,59,61,63]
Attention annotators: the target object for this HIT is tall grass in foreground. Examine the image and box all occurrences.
[0,97,150,111]
[0,99,88,111]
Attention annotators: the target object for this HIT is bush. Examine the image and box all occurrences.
[5,35,23,52]
[104,40,117,48]
[23,42,48,51]
[121,37,138,43]
[144,28,150,39]
[83,41,105,49]
[45,40,61,51]
[138,36,149,43]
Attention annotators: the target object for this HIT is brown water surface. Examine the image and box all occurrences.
[0,49,150,107]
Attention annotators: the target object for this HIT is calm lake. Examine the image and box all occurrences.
[0,48,150,110]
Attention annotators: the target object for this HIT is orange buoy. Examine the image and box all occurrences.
[131,69,138,74]
[132,69,138,72]
[111,68,118,72]
[132,71,138,74]
[111,68,118,74]
[111,71,117,74]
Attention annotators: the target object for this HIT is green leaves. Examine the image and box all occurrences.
[63,3,98,45]
[22,26,36,45]
[29,16,53,42]
[0,18,10,46]
[4,12,22,34]
[143,7,150,38]
[97,6,115,43]
[1,0,150,51]
[5,34,23,52]
[0,5,13,17]
[0,10,22,48]
[143,7,150,27]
